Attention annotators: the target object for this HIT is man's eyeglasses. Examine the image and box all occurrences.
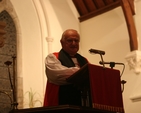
[66,39,80,43]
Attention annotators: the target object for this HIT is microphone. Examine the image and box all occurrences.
[89,49,105,55]
[99,61,124,65]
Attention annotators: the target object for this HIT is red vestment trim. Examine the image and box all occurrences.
[43,52,59,106]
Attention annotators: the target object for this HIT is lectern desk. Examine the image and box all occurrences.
[67,63,124,113]
[13,63,124,113]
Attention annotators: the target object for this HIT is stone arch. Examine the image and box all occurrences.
[0,0,23,109]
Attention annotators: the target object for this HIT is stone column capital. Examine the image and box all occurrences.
[125,50,141,74]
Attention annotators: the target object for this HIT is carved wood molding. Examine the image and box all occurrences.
[79,1,120,22]
[120,0,138,51]
[127,0,135,15]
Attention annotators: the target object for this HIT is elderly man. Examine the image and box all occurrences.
[44,29,88,106]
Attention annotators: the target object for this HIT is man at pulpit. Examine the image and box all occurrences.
[44,29,88,106]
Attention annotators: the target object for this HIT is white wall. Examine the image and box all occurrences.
[135,0,141,49]
[80,7,130,64]
[10,0,44,108]
[80,1,141,113]
[9,0,80,108]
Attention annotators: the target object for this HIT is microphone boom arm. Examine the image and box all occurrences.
[99,54,105,68]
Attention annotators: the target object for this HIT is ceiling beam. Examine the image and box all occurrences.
[79,1,120,22]
[120,0,138,51]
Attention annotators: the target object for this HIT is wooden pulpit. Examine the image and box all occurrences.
[67,63,124,113]
[13,63,124,113]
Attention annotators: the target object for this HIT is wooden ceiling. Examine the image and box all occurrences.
[72,0,134,22]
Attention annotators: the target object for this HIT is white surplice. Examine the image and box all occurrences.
[45,53,80,85]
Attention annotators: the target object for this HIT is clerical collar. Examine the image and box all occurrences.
[61,49,77,58]
[70,55,76,58]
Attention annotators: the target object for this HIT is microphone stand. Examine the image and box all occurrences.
[99,54,105,68]
[109,62,115,69]
[99,61,127,93]
[108,62,115,69]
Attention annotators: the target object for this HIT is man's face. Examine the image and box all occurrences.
[61,30,80,56]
